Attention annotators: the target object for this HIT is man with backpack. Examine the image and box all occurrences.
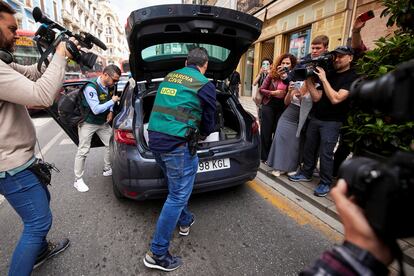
[73,64,121,192]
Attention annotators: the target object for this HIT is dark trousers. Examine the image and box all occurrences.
[301,118,342,186]
[333,134,351,177]
[260,98,284,161]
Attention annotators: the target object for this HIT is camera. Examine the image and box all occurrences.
[349,59,414,121]
[292,52,336,81]
[337,59,414,240]
[32,7,107,71]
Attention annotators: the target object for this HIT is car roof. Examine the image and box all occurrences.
[126,4,262,81]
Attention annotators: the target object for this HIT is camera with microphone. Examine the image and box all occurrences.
[32,7,107,71]
[292,52,337,81]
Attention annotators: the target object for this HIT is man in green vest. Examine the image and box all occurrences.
[143,48,217,271]
[73,64,121,192]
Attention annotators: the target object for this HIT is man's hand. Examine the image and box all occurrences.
[106,111,113,123]
[314,66,327,83]
[331,180,393,265]
[353,14,366,32]
[112,95,120,103]
[56,37,80,59]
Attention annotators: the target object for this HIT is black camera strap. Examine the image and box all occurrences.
[36,34,65,72]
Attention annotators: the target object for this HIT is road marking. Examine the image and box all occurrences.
[59,138,74,145]
[247,179,342,242]
[36,130,65,158]
[32,117,52,128]
[0,195,4,205]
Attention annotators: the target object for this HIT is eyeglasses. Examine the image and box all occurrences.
[109,74,120,83]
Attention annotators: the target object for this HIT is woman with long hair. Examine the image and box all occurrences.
[267,77,313,176]
[259,53,297,162]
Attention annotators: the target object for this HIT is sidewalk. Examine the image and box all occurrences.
[237,96,414,268]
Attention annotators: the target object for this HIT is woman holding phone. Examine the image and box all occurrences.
[259,53,297,162]
[266,79,312,176]
[252,58,272,107]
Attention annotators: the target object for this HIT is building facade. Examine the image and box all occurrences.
[197,0,392,97]
[96,0,128,67]
[5,0,128,69]
[5,0,63,30]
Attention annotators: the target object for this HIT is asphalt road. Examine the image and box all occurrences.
[0,114,336,275]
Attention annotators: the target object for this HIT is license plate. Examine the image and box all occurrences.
[197,158,231,173]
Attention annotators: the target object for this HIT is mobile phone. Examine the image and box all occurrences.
[294,81,302,90]
[358,10,374,23]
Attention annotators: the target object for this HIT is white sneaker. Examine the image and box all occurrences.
[74,178,89,192]
[103,168,112,177]
[271,170,286,177]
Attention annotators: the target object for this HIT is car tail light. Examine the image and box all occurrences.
[251,120,259,135]
[114,129,136,146]
[125,190,138,197]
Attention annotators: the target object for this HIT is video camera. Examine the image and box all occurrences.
[292,52,336,81]
[338,59,414,241]
[32,7,107,71]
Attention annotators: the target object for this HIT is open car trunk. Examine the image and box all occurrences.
[139,90,242,149]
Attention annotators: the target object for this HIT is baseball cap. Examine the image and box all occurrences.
[333,46,354,55]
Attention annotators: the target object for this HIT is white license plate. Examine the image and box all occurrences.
[197,158,231,173]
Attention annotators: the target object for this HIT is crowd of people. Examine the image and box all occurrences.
[254,25,365,197]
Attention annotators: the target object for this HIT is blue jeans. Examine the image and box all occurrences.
[151,145,198,255]
[0,169,52,276]
[301,118,342,186]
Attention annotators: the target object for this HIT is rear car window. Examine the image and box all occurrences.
[141,43,230,62]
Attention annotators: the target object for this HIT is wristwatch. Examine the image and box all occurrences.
[342,241,389,275]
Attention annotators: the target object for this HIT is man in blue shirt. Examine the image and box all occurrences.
[143,48,216,271]
[73,64,120,192]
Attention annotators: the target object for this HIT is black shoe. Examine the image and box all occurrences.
[34,238,70,269]
[143,251,182,272]
[179,217,195,236]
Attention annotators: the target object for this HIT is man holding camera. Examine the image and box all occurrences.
[301,179,392,275]
[289,46,358,197]
[282,35,329,85]
[0,1,79,275]
[73,64,121,192]
[143,47,216,272]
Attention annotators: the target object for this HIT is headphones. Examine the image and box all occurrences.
[0,49,14,64]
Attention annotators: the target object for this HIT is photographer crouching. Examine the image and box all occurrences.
[0,2,80,275]
[289,46,359,197]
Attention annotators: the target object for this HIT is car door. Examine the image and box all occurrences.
[46,80,104,147]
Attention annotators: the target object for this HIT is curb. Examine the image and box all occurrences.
[258,163,414,267]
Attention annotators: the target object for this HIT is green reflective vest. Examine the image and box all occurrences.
[81,79,113,125]
[148,67,209,138]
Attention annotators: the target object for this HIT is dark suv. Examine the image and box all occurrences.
[49,4,262,200]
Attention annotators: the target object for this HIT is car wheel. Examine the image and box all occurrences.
[112,176,126,201]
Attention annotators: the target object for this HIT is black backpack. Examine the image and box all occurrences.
[57,81,97,127]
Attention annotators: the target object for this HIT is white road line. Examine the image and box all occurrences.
[36,130,65,158]
[1,127,63,207]
[31,117,52,128]
[59,138,74,145]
